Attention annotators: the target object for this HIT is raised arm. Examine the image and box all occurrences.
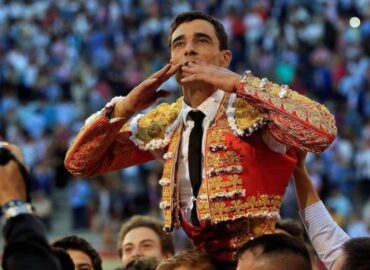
[236,72,337,153]
[0,142,61,270]
[180,63,337,153]
[65,63,181,177]
[293,150,350,270]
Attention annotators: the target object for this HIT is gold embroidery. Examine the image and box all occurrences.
[208,175,244,194]
[160,124,182,232]
[135,98,182,143]
[208,195,283,224]
[121,121,130,132]
[234,97,265,131]
[240,73,337,143]
[215,93,229,122]
[208,128,227,146]
[206,152,240,168]
[162,186,171,202]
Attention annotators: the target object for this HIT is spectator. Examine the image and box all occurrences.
[52,247,75,270]
[294,149,370,269]
[52,235,103,270]
[156,250,215,270]
[0,142,61,270]
[117,215,174,267]
[275,218,305,243]
[122,256,158,270]
[68,178,92,230]
[236,234,312,270]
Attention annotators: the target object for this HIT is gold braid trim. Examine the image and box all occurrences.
[137,99,182,142]
[234,97,265,131]
[125,98,183,150]
[240,73,337,138]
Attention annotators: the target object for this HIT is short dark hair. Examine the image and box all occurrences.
[341,237,370,270]
[52,235,103,270]
[275,218,305,243]
[117,215,175,258]
[238,234,312,270]
[156,250,215,270]
[168,11,228,50]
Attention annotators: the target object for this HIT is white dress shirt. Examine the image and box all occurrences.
[178,90,225,220]
[299,201,350,270]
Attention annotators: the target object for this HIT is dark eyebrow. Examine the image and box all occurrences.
[140,239,155,244]
[171,32,213,46]
[123,239,155,248]
[194,32,213,41]
[123,243,134,248]
[172,34,185,46]
[76,263,93,269]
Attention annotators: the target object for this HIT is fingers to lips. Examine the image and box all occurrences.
[151,64,171,79]
[151,63,181,83]
[162,63,180,79]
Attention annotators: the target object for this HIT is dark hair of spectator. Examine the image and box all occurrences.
[168,11,229,50]
[341,237,370,270]
[275,218,306,242]
[52,235,102,270]
[156,250,216,270]
[117,215,175,258]
[124,256,158,270]
[237,233,312,270]
[52,247,75,270]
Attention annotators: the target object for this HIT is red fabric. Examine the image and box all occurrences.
[181,131,297,267]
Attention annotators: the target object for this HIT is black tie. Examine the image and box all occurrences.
[188,110,205,226]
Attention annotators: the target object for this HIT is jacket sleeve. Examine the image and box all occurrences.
[236,73,337,153]
[2,214,61,270]
[64,112,154,177]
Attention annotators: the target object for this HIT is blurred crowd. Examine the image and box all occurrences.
[1,0,370,250]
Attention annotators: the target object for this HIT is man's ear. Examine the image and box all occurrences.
[220,50,232,67]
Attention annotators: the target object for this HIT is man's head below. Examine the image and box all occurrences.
[156,250,215,270]
[275,218,305,243]
[117,215,174,267]
[331,237,370,270]
[52,235,102,270]
[237,234,312,270]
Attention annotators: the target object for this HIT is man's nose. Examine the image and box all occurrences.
[132,246,144,257]
[184,42,197,56]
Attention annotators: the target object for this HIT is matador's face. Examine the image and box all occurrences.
[169,19,230,83]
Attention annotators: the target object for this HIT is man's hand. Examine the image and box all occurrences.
[0,142,27,205]
[180,61,241,93]
[294,149,308,174]
[111,63,181,118]
[292,148,321,209]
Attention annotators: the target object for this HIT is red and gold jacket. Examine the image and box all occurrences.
[65,73,337,266]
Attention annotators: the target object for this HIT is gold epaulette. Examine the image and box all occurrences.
[123,98,183,150]
[234,96,265,132]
